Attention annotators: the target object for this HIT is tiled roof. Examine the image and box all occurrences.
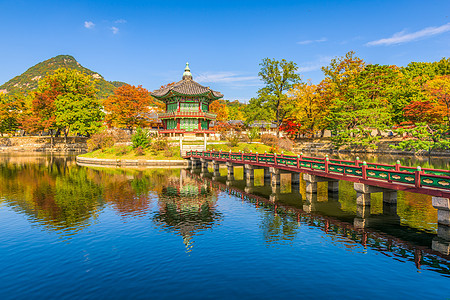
[152,78,223,99]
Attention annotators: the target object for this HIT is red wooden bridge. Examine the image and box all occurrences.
[184,150,450,199]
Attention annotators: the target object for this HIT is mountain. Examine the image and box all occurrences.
[0,55,127,98]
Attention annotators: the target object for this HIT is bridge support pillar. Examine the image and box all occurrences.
[244,164,254,181]
[269,167,281,186]
[432,197,450,226]
[354,183,397,206]
[190,157,201,168]
[200,158,209,172]
[226,162,235,180]
[303,174,339,193]
[432,197,450,255]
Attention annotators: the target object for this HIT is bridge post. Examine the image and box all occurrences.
[269,167,281,186]
[244,164,254,181]
[303,174,339,194]
[432,196,450,255]
[354,183,397,206]
[212,160,221,177]
[432,197,450,226]
[200,158,209,172]
[226,162,234,180]
[190,157,201,168]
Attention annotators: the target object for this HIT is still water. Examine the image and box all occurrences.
[0,155,449,299]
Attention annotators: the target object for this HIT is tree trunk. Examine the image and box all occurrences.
[64,129,68,145]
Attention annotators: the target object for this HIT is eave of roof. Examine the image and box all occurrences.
[151,78,223,101]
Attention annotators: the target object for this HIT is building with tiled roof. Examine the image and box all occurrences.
[151,63,222,136]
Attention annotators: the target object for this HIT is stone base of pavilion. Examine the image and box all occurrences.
[159,129,215,138]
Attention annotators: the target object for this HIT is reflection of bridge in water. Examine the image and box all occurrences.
[186,151,450,257]
[187,164,450,276]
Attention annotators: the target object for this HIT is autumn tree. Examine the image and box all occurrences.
[209,100,229,122]
[104,84,155,132]
[32,68,104,140]
[287,80,328,137]
[0,93,24,136]
[424,75,450,128]
[257,58,301,137]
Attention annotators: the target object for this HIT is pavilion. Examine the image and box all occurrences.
[151,63,223,137]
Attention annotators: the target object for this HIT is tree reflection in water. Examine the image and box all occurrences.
[152,170,222,252]
[0,156,103,235]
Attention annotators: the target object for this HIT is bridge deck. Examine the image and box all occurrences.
[185,150,450,198]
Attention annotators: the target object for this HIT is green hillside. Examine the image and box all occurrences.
[0,55,126,98]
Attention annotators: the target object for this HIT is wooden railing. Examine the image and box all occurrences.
[158,111,217,119]
[185,150,450,192]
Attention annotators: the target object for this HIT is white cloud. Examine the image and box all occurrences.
[366,23,450,46]
[297,37,327,45]
[84,21,95,29]
[115,19,127,24]
[298,56,333,73]
[111,26,119,34]
[195,72,261,87]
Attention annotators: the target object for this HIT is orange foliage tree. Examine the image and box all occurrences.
[424,75,450,128]
[403,100,443,124]
[210,100,229,122]
[104,84,160,132]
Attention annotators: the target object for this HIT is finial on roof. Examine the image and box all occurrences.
[182,62,192,80]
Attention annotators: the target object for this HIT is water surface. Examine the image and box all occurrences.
[0,155,449,299]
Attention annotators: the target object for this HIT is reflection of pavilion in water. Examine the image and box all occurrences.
[152,169,222,251]
[187,167,450,275]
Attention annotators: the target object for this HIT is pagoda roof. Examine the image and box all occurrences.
[151,63,223,101]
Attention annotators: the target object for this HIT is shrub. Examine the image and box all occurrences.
[278,138,293,151]
[132,127,150,149]
[240,134,250,143]
[87,130,115,152]
[134,146,145,156]
[164,149,173,157]
[87,129,131,152]
[151,136,169,151]
[115,145,129,155]
[227,131,241,147]
[248,127,260,142]
[261,133,278,147]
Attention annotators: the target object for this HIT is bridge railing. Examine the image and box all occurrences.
[185,150,450,192]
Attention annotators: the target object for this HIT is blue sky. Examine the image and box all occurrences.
[0,0,449,101]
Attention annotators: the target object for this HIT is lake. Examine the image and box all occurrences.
[0,155,449,299]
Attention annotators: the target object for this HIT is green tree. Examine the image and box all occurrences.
[244,96,275,126]
[257,58,301,137]
[321,53,397,149]
[34,68,104,140]
[0,93,24,136]
[391,123,450,155]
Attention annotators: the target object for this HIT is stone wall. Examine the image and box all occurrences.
[0,136,88,153]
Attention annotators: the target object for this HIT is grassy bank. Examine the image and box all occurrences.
[79,145,182,160]
[206,143,296,155]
